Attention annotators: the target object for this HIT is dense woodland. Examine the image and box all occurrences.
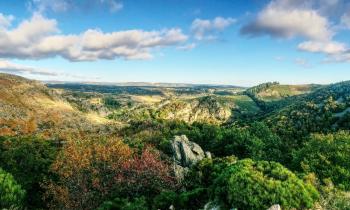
[1,74,350,210]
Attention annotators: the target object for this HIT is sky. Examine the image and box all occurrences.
[0,0,350,86]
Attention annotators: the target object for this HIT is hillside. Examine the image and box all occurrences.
[245,82,319,101]
[51,82,258,124]
[0,74,115,138]
[266,81,350,140]
[243,82,321,112]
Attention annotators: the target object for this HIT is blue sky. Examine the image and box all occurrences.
[0,0,349,86]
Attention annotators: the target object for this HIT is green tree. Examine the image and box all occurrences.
[0,168,26,209]
[0,136,58,208]
[293,131,350,190]
[98,197,148,210]
[212,159,319,210]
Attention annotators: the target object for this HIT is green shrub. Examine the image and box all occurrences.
[293,131,350,190]
[212,159,319,210]
[0,168,26,209]
[0,136,58,208]
[152,191,177,210]
[98,197,148,210]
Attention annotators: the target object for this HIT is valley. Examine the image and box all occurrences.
[1,73,350,210]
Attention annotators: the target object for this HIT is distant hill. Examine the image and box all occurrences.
[244,82,322,112]
[46,81,243,88]
[0,73,116,138]
[245,82,320,101]
[266,81,350,140]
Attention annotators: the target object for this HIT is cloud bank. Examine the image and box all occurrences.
[0,13,188,61]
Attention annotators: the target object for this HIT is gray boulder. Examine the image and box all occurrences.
[267,204,281,210]
[171,135,211,167]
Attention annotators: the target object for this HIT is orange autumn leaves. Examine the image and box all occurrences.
[44,138,176,210]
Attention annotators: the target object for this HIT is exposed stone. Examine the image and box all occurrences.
[203,202,221,210]
[171,135,207,167]
[170,135,211,180]
[267,204,281,210]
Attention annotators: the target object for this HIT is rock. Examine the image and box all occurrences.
[203,202,220,210]
[267,204,281,210]
[171,135,207,167]
[205,151,212,159]
[172,164,189,181]
[170,135,211,180]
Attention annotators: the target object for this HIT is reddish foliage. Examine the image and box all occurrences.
[44,139,176,210]
[119,148,176,196]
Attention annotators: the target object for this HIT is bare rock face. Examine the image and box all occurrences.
[267,204,281,210]
[171,135,211,167]
[170,135,211,180]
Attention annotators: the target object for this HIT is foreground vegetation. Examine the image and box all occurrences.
[1,74,350,209]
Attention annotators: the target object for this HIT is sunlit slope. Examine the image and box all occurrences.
[0,73,114,138]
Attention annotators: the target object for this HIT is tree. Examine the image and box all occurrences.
[119,148,176,197]
[293,131,350,190]
[44,138,175,210]
[0,168,26,209]
[44,138,132,210]
[212,159,319,210]
[0,136,57,208]
[98,197,148,210]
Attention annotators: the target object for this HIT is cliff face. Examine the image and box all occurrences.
[156,96,232,124]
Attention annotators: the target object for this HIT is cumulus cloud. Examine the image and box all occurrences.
[241,0,333,41]
[191,17,236,40]
[0,13,14,28]
[0,14,188,61]
[298,41,347,54]
[241,0,350,63]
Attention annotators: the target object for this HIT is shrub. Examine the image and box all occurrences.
[0,168,26,209]
[293,131,350,190]
[44,138,175,210]
[98,197,148,210]
[212,159,319,210]
[0,136,57,208]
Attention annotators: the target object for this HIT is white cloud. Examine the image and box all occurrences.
[191,17,236,40]
[241,0,333,41]
[0,59,100,80]
[341,12,350,28]
[298,41,347,54]
[28,0,70,13]
[28,0,124,14]
[329,52,350,62]
[0,59,58,76]
[0,14,188,61]
[100,0,123,12]
[241,0,350,63]
[0,13,14,28]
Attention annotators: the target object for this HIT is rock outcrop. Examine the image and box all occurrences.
[267,204,281,210]
[170,135,211,179]
[171,135,210,167]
